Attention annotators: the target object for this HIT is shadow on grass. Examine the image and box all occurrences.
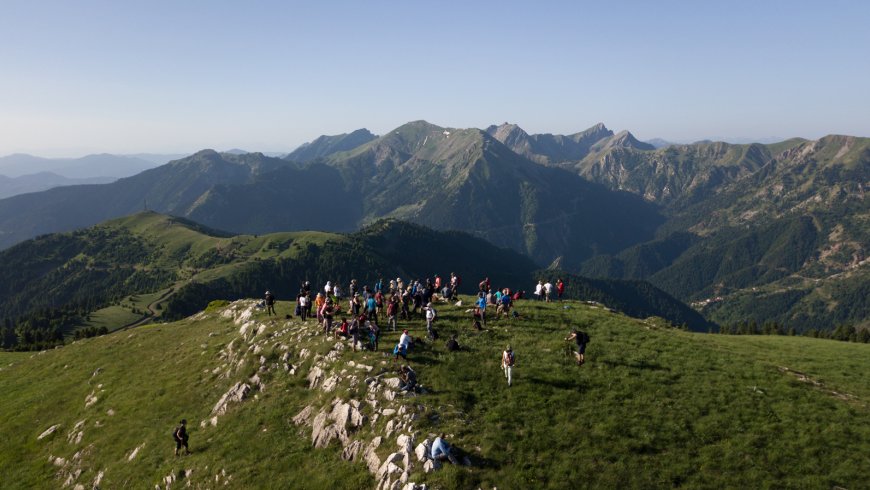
[525,375,589,392]
[598,358,669,371]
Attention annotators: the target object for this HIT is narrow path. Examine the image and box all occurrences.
[117,286,178,331]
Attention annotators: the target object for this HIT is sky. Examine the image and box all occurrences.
[1,0,869,157]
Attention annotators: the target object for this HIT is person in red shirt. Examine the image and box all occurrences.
[556,279,565,301]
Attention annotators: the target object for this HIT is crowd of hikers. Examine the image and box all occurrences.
[178,273,590,458]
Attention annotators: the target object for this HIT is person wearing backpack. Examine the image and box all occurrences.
[501,345,516,387]
[264,290,276,317]
[565,328,589,366]
[173,419,190,456]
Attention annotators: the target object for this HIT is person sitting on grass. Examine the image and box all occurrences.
[334,318,350,340]
[430,433,458,464]
[399,365,417,392]
[446,334,460,352]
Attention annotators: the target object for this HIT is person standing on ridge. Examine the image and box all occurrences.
[534,280,544,301]
[556,278,565,301]
[543,280,553,303]
[264,290,276,317]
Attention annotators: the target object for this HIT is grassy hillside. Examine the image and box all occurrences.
[2,212,703,349]
[1,298,867,489]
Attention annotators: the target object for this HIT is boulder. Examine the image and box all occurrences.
[414,439,431,462]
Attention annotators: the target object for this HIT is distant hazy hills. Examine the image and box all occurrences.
[0,153,162,179]
[0,121,866,331]
[0,173,115,199]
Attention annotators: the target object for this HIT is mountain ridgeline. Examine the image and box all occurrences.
[0,120,866,332]
[0,212,708,349]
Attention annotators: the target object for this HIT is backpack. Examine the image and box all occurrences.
[582,331,591,344]
[505,351,515,366]
[172,426,181,441]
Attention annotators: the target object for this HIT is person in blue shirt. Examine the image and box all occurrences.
[476,293,487,328]
[430,433,458,464]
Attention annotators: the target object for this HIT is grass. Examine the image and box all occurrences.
[80,305,143,332]
[1,297,868,489]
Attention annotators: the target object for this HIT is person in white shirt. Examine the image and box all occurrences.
[333,284,342,300]
[501,345,515,387]
[324,281,332,297]
[543,281,553,303]
[534,280,544,301]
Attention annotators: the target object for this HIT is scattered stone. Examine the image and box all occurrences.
[106,409,115,417]
[211,382,251,416]
[128,443,144,461]
[84,391,99,408]
[38,424,60,440]
[92,368,102,377]
[92,469,105,489]
[292,405,314,426]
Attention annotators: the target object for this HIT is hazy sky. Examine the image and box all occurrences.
[2,0,869,157]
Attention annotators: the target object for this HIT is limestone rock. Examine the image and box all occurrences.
[38,424,60,440]
[341,440,364,461]
[307,366,324,389]
[292,405,314,426]
[211,382,251,415]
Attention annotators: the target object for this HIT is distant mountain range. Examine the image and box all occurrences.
[0,173,115,199]
[0,153,161,179]
[0,120,866,331]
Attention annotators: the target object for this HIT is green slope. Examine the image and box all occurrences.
[1,299,867,489]
[2,212,702,349]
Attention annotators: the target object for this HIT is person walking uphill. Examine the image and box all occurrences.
[173,419,190,456]
[565,328,590,366]
[502,345,515,387]
[264,290,276,316]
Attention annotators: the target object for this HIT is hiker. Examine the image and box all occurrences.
[375,277,383,293]
[476,293,487,328]
[471,305,484,331]
[349,279,358,298]
[349,317,360,352]
[367,320,380,351]
[365,293,377,322]
[565,328,589,366]
[315,293,325,323]
[393,329,411,360]
[497,291,512,318]
[264,290,276,316]
[297,290,309,321]
[399,365,417,392]
[502,345,515,387]
[544,280,553,302]
[324,281,332,299]
[556,278,565,301]
[446,334,460,352]
[321,298,335,335]
[534,280,543,301]
[333,283,343,301]
[173,419,190,456]
[434,274,442,290]
[389,278,397,294]
[400,288,411,320]
[430,434,458,464]
[396,277,405,294]
[424,302,437,339]
[450,272,460,297]
[387,295,399,331]
[375,290,385,315]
